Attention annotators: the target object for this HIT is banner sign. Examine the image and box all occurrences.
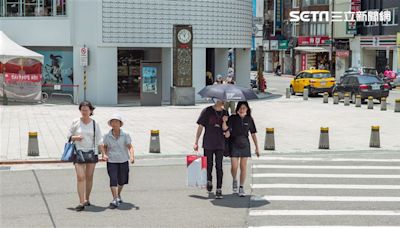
[347,0,361,34]
[298,36,330,46]
[5,73,42,83]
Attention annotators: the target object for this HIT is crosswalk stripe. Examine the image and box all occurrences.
[253,165,400,170]
[249,210,400,216]
[250,195,400,202]
[257,157,400,162]
[251,184,400,190]
[252,173,400,178]
[248,226,400,228]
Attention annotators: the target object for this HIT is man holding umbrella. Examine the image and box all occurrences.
[194,99,229,199]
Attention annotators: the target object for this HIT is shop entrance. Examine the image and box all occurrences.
[206,48,215,85]
[117,50,144,104]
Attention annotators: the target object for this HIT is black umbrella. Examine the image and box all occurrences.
[198,84,258,101]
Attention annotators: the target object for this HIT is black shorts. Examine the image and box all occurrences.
[107,161,129,187]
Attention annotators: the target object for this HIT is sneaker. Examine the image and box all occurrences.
[238,186,245,197]
[117,196,123,204]
[232,179,238,194]
[75,204,85,212]
[216,189,223,199]
[207,181,213,193]
[109,199,119,209]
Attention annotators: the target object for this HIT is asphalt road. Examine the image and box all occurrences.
[2,150,400,227]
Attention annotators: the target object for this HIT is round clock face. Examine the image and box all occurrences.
[177,29,192,44]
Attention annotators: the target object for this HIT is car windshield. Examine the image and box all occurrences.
[358,76,382,84]
[363,69,377,75]
[312,73,331,79]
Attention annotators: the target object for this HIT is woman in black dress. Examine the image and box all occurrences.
[225,101,260,197]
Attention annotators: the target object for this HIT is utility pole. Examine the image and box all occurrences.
[330,0,335,75]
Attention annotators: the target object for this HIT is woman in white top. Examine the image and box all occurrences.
[67,101,102,211]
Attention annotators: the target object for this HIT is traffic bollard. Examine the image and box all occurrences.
[286,88,290,99]
[264,128,275,150]
[344,93,350,106]
[395,99,400,113]
[380,97,387,111]
[355,95,362,107]
[303,89,309,101]
[319,127,329,150]
[149,130,160,153]
[28,132,39,156]
[333,93,339,105]
[323,92,329,104]
[369,126,380,148]
[368,96,374,109]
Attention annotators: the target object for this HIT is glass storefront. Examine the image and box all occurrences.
[1,0,66,17]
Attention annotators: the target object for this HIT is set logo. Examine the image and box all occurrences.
[289,11,392,23]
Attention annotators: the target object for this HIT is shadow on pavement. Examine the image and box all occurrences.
[117,202,140,211]
[67,204,108,213]
[189,194,269,209]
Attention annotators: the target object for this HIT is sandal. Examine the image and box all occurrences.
[75,204,85,211]
[83,201,91,206]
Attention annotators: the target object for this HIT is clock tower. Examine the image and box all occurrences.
[171,25,195,105]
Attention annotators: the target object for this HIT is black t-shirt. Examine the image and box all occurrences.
[197,106,229,150]
[227,115,257,138]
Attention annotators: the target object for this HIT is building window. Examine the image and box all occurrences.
[292,0,300,8]
[292,22,299,37]
[2,0,65,17]
[302,0,328,7]
[6,0,21,16]
[56,0,66,15]
[364,10,379,27]
[382,8,398,26]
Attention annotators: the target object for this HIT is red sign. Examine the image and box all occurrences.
[301,54,307,71]
[5,73,42,83]
[336,50,350,58]
[298,36,330,46]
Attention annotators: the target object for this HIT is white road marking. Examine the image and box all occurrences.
[257,157,400,162]
[252,173,400,179]
[250,195,400,202]
[250,184,400,190]
[248,226,400,228]
[253,165,400,170]
[249,210,400,216]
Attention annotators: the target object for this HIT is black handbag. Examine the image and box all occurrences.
[74,120,98,163]
[223,138,231,157]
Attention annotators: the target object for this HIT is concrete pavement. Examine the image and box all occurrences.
[1,76,400,161]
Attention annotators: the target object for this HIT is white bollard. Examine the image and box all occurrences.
[344,93,350,106]
[319,127,329,150]
[369,126,380,148]
[380,97,387,111]
[355,95,362,107]
[286,88,290,99]
[323,92,329,104]
[149,130,161,153]
[333,93,339,105]
[264,128,275,150]
[395,99,400,113]
[28,132,39,156]
[303,89,309,101]
[368,96,374,109]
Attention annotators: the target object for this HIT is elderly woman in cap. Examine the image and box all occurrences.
[101,114,135,209]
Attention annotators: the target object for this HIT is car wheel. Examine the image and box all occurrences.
[290,86,295,95]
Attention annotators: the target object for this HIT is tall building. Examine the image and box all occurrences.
[350,0,399,74]
[1,0,253,105]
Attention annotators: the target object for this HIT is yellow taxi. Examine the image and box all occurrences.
[290,69,336,96]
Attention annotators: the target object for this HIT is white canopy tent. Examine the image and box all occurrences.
[0,31,44,64]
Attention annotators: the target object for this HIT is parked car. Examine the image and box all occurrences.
[345,67,378,76]
[333,74,390,103]
[290,69,335,96]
